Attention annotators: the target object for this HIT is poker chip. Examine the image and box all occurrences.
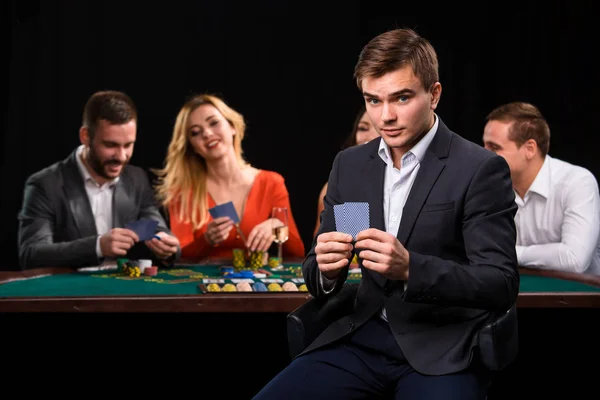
[248,251,264,270]
[268,257,281,268]
[298,284,308,292]
[232,248,246,269]
[143,266,158,276]
[282,282,298,292]
[252,282,268,292]
[221,283,237,292]
[236,282,253,292]
[267,283,283,292]
[207,283,221,292]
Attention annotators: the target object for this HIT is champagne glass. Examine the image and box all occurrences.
[271,207,289,269]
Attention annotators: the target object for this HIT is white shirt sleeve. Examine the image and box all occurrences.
[319,269,339,294]
[96,235,103,258]
[517,172,600,273]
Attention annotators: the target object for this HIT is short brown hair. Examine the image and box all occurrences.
[486,102,550,156]
[82,90,137,140]
[354,28,439,91]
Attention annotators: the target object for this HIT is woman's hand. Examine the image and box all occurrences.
[247,218,282,252]
[204,217,234,246]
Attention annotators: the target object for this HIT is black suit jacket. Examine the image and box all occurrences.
[304,118,519,375]
[17,149,179,270]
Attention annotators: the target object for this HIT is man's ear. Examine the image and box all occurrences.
[79,126,90,146]
[523,139,539,160]
[430,82,442,110]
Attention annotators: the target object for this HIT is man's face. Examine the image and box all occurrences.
[83,119,136,180]
[483,119,528,178]
[361,65,441,159]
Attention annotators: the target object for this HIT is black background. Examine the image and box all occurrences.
[5,0,599,269]
[3,2,600,398]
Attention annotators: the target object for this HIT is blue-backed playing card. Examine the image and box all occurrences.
[208,201,240,223]
[343,202,370,240]
[125,219,159,241]
[333,204,346,233]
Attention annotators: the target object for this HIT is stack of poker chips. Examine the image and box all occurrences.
[248,250,264,270]
[268,257,281,268]
[122,262,141,277]
[232,248,246,270]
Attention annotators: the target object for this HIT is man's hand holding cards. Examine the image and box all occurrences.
[316,202,370,279]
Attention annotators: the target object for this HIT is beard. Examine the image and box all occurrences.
[86,146,127,180]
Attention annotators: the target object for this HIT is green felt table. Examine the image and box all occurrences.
[1,259,599,311]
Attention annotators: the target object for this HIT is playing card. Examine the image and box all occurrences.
[342,202,370,239]
[208,201,240,223]
[125,219,159,241]
[333,204,346,233]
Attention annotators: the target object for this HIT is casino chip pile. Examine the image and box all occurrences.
[205,281,308,292]
[117,259,158,277]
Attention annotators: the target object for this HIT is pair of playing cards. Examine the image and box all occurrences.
[125,219,159,241]
[208,201,240,223]
[333,202,370,240]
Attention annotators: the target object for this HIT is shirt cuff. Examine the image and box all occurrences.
[516,245,525,265]
[319,270,338,294]
[96,236,103,258]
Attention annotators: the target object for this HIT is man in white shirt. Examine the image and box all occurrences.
[255,28,518,400]
[18,90,181,270]
[483,101,600,275]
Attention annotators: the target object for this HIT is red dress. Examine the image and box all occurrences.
[169,170,305,259]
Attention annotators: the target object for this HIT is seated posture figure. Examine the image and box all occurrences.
[18,90,181,270]
[483,101,600,275]
[153,94,305,260]
[254,28,519,400]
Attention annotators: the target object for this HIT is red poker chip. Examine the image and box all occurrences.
[144,266,158,276]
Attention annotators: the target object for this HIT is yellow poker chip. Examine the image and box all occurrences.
[267,283,283,292]
[221,283,237,292]
[206,283,221,292]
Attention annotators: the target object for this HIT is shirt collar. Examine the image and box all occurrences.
[378,113,439,166]
[526,154,551,199]
[75,145,119,187]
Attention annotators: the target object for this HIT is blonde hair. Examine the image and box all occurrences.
[153,94,248,230]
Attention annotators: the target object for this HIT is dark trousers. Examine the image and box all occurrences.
[253,317,490,399]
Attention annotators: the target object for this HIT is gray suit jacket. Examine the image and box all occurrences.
[305,118,519,375]
[17,149,179,270]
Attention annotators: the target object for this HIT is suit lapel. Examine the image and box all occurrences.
[361,147,387,287]
[63,151,97,237]
[396,119,452,245]
[362,153,386,232]
[396,151,445,245]
[113,172,136,228]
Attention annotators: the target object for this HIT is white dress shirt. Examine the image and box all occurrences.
[74,145,119,258]
[320,115,439,321]
[515,155,600,275]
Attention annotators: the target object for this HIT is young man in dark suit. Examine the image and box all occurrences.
[18,90,180,270]
[254,28,519,399]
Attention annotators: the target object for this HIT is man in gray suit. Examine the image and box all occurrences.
[255,29,519,399]
[18,90,180,270]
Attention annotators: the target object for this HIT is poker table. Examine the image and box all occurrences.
[1,258,599,312]
[1,259,598,399]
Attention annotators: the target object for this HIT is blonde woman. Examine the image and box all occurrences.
[154,94,304,260]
